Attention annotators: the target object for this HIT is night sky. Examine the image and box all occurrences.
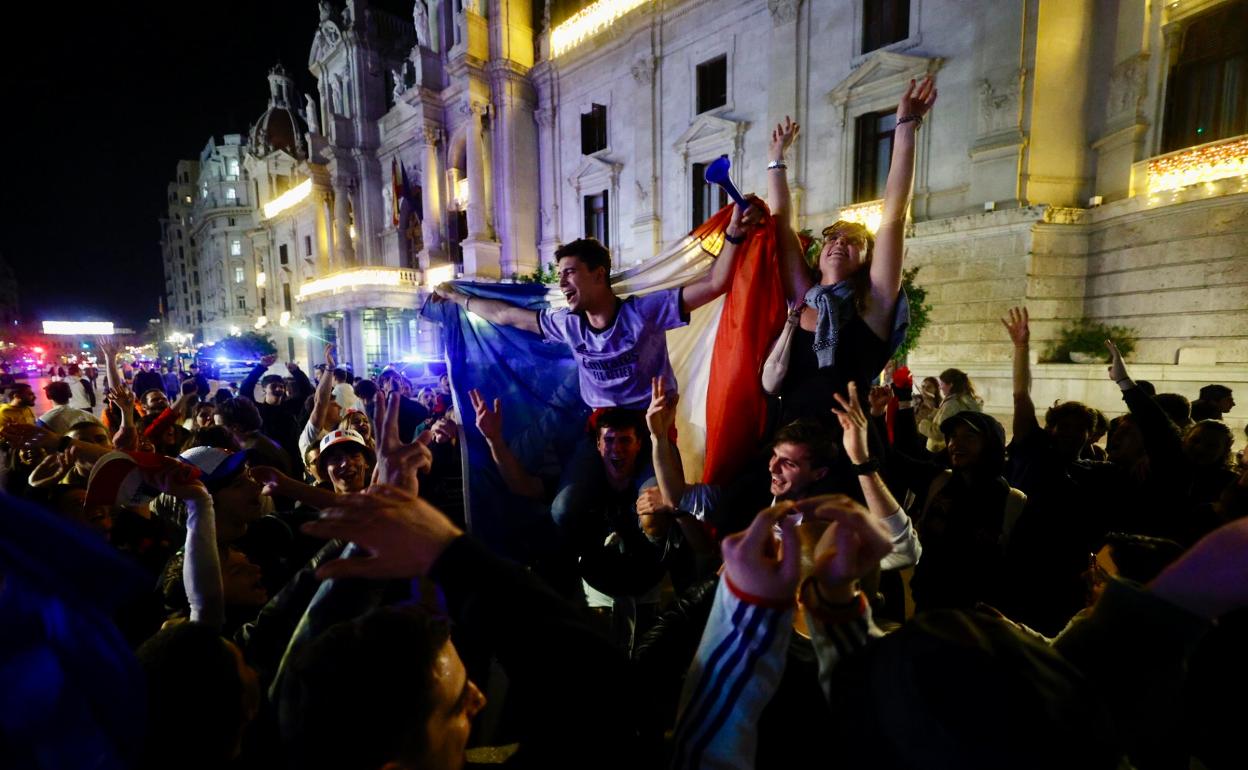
[1,1,405,330]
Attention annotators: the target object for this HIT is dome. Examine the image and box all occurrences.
[248,63,306,159]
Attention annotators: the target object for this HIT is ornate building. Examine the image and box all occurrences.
[161,0,1248,427]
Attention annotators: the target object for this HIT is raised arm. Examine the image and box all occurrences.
[308,344,337,433]
[679,198,764,314]
[287,361,313,402]
[470,388,544,499]
[240,355,276,401]
[769,117,812,305]
[832,383,922,570]
[646,377,687,508]
[95,336,124,391]
[1003,306,1041,440]
[434,284,540,334]
[249,465,340,512]
[864,77,937,334]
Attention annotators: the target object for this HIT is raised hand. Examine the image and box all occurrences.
[1106,339,1130,383]
[373,390,432,494]
[721,503,801,605]
[867,385,892,418]
[469,388,503,441]
[259,354,278,367]
[1001,306,1030,347]
[301,484,464,580]
[769,116,800,162]
[94,336,120,359]
[323,343,336,370]
[285,361,301,374]
[645,377,679,439]
[794,494,894,603]
[110,383,135,413]
[831,382,871,464]
[897,75,938,122]
[636,487,673,540]
[29,451,70,488]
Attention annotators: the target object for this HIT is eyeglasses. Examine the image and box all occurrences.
[821,227,867,249]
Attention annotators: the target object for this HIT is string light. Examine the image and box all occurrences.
[551,0,652,57]
[262,179,313,219]
[296,268,420,300]
[1146,136,1248,195]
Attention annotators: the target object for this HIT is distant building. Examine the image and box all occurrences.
[161,0,1248,425]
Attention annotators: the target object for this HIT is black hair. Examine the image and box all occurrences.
[555,237,611,277]
[332,368,349,383]
[1199,384,1232,401]
[771,419,838,470]
[136,622,245,770]
[1190,399,1222,422]
[215,397,262,433]
[1099,532,1183,584]
[280,607,452,770]
[1043,401,1096,433]
[1133,379,1157,397]
[259,374,285,388]
[1153,393,1192,428]
[189,425,240,451]
[593,408,647,441]
[44,380,71,403]
[354,379,378,400]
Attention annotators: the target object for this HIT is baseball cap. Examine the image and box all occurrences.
[177,446,249,492]
[316,429,376,477]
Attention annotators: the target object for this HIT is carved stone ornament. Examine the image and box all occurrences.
[1107,53,1149,120]
[421,123,443,145]
[533,107,555,128]
[1042,206,1087,225]
[630,56,656,85]
[977,70,1022,136]
[768,0,801,25]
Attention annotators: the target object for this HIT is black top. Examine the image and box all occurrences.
[777,318,892,428]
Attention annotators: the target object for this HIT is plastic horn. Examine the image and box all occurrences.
[703,155,750,210]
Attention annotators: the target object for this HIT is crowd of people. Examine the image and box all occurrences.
[3,76,1248,770]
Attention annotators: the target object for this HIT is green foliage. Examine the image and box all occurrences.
[894,266,931,364]
[517,262,559,284]
[799,228,821,268]
[1042,318,1138,363]
[199,331,277,363]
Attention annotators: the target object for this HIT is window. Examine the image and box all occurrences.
[230,239,242,256]
[228,217,236,226]
[182,281,188,294]
[862,0,910,54]
[304,235,313,256]
[854,109,897,202]
[234,266,245,284]
[581,104,608,155]
[227,158,240,178]
[1161,1,1248,153]
[691,161,729,227]
[192,273,199,286]
[184,195,192,204]
[583,191,609,247]
[237,296,247,311]
[197,310,203,323]
[226,187,237,201]
[201,183,208,199]
[279,243,289,265]
[283,283,292,311]
[696,55,728,114]
[178,246,184,260]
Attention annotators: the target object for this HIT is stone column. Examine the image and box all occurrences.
[766,0,805,220]
[305,314,322,366]
[396,311,411,358]
[629,53,661,262]
[322,195,337,271]
[464,102,489,240]
[489,60,539,275]
[334,185,356,266]
[532,101,561,266]
[420,124,444,265]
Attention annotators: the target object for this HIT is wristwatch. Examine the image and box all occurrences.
[851,458,880,476]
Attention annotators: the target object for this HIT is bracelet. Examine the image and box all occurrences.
[723,230,746,245]
[1116,377,1132,386]
[767,160,787,170]
[464,296,472,314]
[851,457,880,476]
[897,115,923,127]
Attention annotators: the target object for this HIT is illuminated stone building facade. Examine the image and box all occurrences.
[161,0,1248,425]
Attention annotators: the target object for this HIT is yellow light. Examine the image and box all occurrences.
[551,0,653,57]
[255,316,268,329]
[256,271,267,288]
[455,178,469,207]
[425,264,455,289]
[349,224,357,239]
[42,321,114,335]
[262,179,313,219]
[296,268,408,300]
[229,325,241,335]
[837,200,885,233]
[1146,136,1248,194]
[279,311,291,327]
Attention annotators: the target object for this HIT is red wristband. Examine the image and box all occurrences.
[724,573,796,610]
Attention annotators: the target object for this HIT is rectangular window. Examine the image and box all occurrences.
[182,281,188,294]
[862,0,910,54]
[234,266,245,284]
[237,296,247,311]
[198,310,203,323]
[580,103,608,155]
[226,187,237,201]
[178,246,184,260]
[691,161,729,228]
[696,55,728,114]
[854,109,897,202]
[279,244,289,265]
[304,235,313,256]
[583,191,609,247]
[287,337,296,362]
[282,283,292,311]
[227,158,240,178]
[1161,1,1248,152]
[195,291,201,304]
[192,273,198,286]
[228,217,236,226]
[230,239,242,256]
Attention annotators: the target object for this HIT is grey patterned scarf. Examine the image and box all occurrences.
[804,282,858,369]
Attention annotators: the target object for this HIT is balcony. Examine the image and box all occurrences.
[294,266,429,316]
[1131,134,1248,203]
